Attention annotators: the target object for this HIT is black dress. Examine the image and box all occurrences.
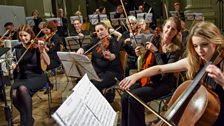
[12,44,47,96]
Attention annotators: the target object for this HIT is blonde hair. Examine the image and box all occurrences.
[186,21,224,79]
[100,19,113,29]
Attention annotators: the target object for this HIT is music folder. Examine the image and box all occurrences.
[57,51,101,82]
[52,74,118,126]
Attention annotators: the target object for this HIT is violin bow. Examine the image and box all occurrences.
[0,30,10,41]
[83,26,121,55]
[15,28,43,66]
[163,2,169,19]
[119,0,138,48]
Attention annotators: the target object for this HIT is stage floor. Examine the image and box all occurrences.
[0,72,162,126]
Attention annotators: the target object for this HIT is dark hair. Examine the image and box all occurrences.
[4,22,14,27]
[98,6,105,13]
[43,21,57,32]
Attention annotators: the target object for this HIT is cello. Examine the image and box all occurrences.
[154,49,223,126]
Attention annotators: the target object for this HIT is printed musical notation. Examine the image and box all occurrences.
[52,74,117,126]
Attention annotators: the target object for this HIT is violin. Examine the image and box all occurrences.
[96,36,110,55]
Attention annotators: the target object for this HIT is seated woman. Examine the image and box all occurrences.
[11,24,50,126]
[76,22,123,103]
[119,21,224,126]
[41,21,62,70]
[119,17,183,126]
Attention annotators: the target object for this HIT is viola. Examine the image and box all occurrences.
[139,28,161,86]
[96,36,110,55]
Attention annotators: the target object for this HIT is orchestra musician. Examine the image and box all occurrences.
[119,15,138,76]
[71,19,89,37]
[119,17,183,126]
[76,22,123,103]
[11,24,50,126]
[120,21,224,126]
[4,22,18,40]
[41,21,62,71]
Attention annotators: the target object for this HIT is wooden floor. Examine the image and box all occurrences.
[0,71,163,126]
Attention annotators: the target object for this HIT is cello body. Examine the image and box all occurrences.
[157,80,220,126]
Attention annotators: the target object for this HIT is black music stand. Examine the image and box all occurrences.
[0,47,13,126]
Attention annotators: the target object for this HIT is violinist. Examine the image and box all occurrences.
[4,22,18,40]
[119,15,138,76]
[41,21,62,70]
[119,17,183,126]
[11,24,50,126]
[76,22,123,103]
[71,19,89,37]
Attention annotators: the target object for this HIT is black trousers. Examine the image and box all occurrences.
[121,82,173,126]
[92,71,123,102]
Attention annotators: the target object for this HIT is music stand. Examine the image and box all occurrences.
[65,35,91,51]
[130,34,147,48]
[169,11,178,17]
[46,18,62,26]
[185,13,204,21]
[57,52,101,82]
[0,47,13,126]
[88,14,108,25]
[137,13,153,23]
[70,16,83,24]
[25,16,34,26]
[129,10,142,16]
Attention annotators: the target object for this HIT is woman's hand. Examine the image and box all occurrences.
[124,38,131,45]
[38,40,46,53]
[11,63,17,70]
[145,42,158,52]
[119,74,138,90]
[206,64,224,89]
[76,48,84,55]
[104,50,115,61]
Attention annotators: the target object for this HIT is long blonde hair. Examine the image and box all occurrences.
[186,21,224,79]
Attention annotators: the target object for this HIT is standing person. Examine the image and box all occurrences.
[57,8,68,49]
[119,21,224,126]
[173,2,185,21]
[119,17,182,126]
[76,22,123,103]
[11,24,50,126]
[32,9,43,35]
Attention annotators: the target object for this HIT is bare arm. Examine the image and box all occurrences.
[119,58,188,90]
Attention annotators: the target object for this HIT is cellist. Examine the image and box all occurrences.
[120,17,183,126]
[119,21,224,126]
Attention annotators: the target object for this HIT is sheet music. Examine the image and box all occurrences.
[25,16,34,26]
[46,18,61,26]
[70,16,83,24]
[52,74,117,126]
[137,13,153,23]
[57,52,101,81]
[65,35,91,51]
[88,14,108,25]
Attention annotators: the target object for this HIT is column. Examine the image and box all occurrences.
[185,0,215,23]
